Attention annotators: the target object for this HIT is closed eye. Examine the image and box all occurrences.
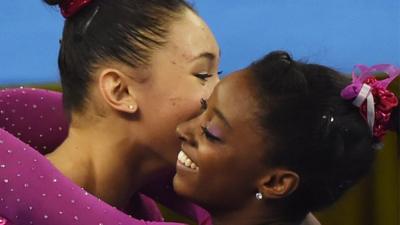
[201,126,221,142]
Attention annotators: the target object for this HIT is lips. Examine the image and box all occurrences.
[177,150,199,170]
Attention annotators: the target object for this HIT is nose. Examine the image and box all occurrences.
[204,78,219,100]
[176,119,197,148]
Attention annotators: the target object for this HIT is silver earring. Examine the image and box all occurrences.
[256,192,263,200]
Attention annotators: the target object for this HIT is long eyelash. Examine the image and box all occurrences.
[194,73,213,81]
[201,126,220,142]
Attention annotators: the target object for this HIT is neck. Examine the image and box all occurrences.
[211,201,305,225]
[46,119,168,210]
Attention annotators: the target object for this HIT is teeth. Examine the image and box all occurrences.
[177,151,199,170]
[178,151,184,161]
[185,158,192,167]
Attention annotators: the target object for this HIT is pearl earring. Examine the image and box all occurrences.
[128,105,134,110]
[256,192,263,200]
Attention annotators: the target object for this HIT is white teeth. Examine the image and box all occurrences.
[178,151,184,161]
[177,151,198,170]
[185,158,192,167]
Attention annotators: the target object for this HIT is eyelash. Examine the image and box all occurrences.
[201,125,221,142]
[200,98,208,111]
[194,71,223,81]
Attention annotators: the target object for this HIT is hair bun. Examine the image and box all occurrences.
[43,0,61,6]
[279,52,293,64]
[266,50,293,65]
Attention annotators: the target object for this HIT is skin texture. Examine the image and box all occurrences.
[174,70,303,225]
[46,8,220,211]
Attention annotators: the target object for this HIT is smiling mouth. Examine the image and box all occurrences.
[177,150,199,170]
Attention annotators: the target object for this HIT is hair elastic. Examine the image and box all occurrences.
[60,0,93,18]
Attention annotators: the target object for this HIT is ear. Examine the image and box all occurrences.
[98,69,138,114]
[257,169,300,199]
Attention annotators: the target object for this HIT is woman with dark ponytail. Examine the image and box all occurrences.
[0,0,222,224]
[174,51,399,225]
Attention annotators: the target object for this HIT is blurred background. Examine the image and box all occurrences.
[1,0,399,224]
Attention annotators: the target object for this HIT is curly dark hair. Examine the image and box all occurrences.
[248,51,399,211]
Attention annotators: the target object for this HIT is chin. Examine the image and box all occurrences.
[173,176,220,212]
[173,174,197,201]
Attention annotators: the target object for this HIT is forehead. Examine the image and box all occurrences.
[211,70,259,125]
[212,70,267,161]
[165,9,219,61]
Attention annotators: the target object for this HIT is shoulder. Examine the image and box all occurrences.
[301,213,321,225]
[0,88,67,153]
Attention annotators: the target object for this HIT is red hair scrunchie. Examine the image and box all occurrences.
[60,0,93,18]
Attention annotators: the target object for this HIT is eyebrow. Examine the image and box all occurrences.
[213,107,232,129]
[190,50,222,62]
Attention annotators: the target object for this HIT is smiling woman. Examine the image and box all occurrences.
[174,51,399,225]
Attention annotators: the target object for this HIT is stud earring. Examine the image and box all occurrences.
[256,192,263,200]
[128,105,134,110]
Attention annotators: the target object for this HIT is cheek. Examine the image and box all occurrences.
[165,86,207,122]
[174,148,262,209]
[191,149,256,206]
[145,79,205,122]
[173,150,229,203]
[144,87,205,156]
[199,156,255,189]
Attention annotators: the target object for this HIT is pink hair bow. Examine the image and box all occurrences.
[341,64,400,139]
